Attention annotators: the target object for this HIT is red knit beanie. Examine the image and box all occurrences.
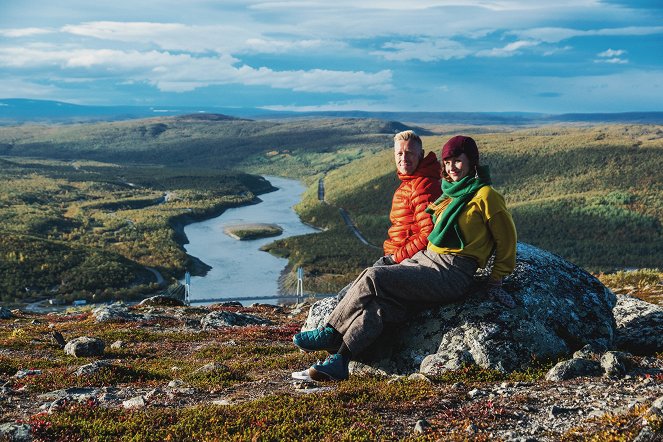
[441,136,479,165]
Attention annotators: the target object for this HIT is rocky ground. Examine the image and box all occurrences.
[0,284,662,441]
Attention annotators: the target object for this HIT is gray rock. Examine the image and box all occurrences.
[0,423,31,442]
[64,336,105,357]
[549,404,582,418]
[303,243,616,375]
[138,296,185,307]
[632,426,658,442]
[38,387,99,401]
[413,419,431,434]
[0,307,12,319]
[200,310,272,329]
[122,395,146,409]
[92,303,142,323]
[14,369,42,379]
[407,373,432,383]
[652,395,663,410]
[110,340,125,349]
[613,294,663,354]
[191,362,228,375]
[600,351,631,378]
[74,360,111,377]
[573,342,608,359]
[545,358,603,381]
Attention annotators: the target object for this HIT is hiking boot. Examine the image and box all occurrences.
[293,326,342,353]
[308,354,349,382]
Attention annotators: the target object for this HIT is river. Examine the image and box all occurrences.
[181,176,318,305]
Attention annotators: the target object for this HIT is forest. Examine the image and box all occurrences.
[0,117,661,302]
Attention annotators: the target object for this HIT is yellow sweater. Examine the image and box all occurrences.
[427,185,517,280]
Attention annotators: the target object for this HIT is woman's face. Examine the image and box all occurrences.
[443,153,472,182]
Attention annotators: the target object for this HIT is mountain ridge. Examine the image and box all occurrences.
[2,98,662,125]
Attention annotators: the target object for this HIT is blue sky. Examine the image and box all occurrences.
[0,0,661,113]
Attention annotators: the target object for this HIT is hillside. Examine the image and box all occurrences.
[0,116,405,176]
[269,124,663,293]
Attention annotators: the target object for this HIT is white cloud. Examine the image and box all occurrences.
[595,57,629,64]
[511,26,663,43]
[0,27,53,37]
[249,0,599,11]
[372,39,471,61]
[476,40,539,57]
[597,48,626,57]
[0,46,391,94]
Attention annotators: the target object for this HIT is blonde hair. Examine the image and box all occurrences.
[393,130,422,151]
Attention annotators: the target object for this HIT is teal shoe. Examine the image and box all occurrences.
[309,354,349,382]
[293,326,342,353]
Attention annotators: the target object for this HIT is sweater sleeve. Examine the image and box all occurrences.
[392,177,442,263]
[486,209,517,280]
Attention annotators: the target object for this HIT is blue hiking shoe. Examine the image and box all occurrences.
[309,354,349,382]
[292,326,342,353]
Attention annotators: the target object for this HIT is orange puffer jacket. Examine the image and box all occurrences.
[383,152,442,263]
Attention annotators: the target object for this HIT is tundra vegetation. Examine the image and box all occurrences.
[0,271,661,441]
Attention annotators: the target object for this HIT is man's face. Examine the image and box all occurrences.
[394,139,422,175]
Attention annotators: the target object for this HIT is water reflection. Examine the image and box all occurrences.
[181,176,318,305]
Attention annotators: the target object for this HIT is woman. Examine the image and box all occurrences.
[293,135,517,381]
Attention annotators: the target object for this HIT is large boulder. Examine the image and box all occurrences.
[613,293,663,354]
[302,242,617,375]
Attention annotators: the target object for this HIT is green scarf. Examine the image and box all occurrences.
[426,165,491,249]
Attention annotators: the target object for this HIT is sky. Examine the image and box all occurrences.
[0,0,661,113]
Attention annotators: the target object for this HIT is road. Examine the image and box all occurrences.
[338,208,381,249]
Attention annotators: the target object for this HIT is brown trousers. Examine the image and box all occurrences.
[327,250,477,356]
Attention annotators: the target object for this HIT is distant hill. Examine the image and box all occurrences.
[0,115,415,176]
[1,98,661,125]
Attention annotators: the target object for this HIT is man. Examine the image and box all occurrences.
[335,130,441,296]
[383,130,442,264]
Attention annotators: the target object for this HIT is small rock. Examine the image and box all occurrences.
[168,380,185,388]
[600,351,630,378]
[110,340,125,349]
[0,423,31,441]
[0,307,12,319]
[407,373,432,383]
[572,342,608,359]
[387,375,406,384]
[74,360,111,377]
[14,369,42,379]
[200,310,272,329]
[632,425,657,442]
[414,419,431,434]
[216,301,243,308]
[145,388,162,400]
[468,388,484,399]
[211,399,232,405]
[51,330,66,349]
[549,404,582,418]
[92,303,141,323]
[650,395,663,410]
[64,336,105,357]
[545,358,603,381]
[191,362,229,375]
[138,296,185,307]
[122,395,146,409]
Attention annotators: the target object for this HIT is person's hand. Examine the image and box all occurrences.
[487,279,516,308]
